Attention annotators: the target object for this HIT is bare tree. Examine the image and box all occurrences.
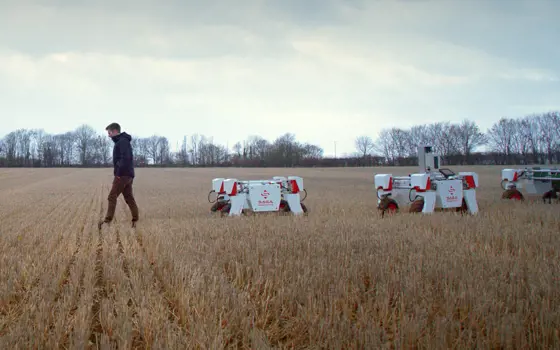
[354,135,375,158]
[3,131,17,165]
[374,129,394,165]
[17,129,33,166]
[487,118,517,164]
[31,129,47,166]
[301,143,323,159]
[197,135,209,165]
[199,142,227,166]
[131,137,149,166]
[54,132,74,166]
[157,136,171,165]
[247,135,271,160]
[178,135,189,165]
[146,135,161,165]
[74,124,96,165]
[232,142,242,157]
[40,134,57,167]
[269,133,298,167]
[510,119,528,163]
[438,123,462,161]
[423,122,444,155]
[189,134,201,165]
[100,136,112,166]
[519,115,541,163]
[406,125,430,157]
[388,128,409,163]
[88,135,112,166]
[537,113,558,164]
[456,119,486,163]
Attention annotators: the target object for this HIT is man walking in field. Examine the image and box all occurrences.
[98,122,140,229]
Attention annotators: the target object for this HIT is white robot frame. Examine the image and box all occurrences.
[501,167,560,202]
[209,176,308,216]
[374,146,479,215]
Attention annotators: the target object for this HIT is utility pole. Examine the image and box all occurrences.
[334,141,337,159]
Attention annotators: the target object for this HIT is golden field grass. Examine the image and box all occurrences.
[0,166,558,349]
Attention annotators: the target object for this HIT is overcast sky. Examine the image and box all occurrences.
[0,0,558,156]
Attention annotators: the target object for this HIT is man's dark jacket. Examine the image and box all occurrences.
[111,132,135,178]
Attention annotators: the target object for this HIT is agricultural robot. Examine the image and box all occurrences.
[374,145,479,216]
[501,167,560,203]
[208,176,308,216]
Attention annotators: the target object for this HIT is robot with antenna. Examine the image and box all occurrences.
[374,145,479,216]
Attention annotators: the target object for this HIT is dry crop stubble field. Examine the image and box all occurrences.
[0,166,559,349]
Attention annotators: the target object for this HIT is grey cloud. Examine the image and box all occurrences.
[0,0,297,58]
[356,0,560,71]
[3,0,558,74]
[262,0,351,26]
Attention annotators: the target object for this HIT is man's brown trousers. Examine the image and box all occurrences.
[103,176,139,223]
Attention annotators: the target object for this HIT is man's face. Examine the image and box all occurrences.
[107,129,119,137]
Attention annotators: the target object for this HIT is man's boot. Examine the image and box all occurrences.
[98,219,111,230]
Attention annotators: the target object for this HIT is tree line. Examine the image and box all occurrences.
[0,111,559,168]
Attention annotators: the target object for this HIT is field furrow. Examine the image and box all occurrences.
[53,183,103,349]
[59,229,93,349]
[0,185,95,344]
[0,195,79,312]
[88,219,109,348]
[134,227,190,332]
[115,225,146,348]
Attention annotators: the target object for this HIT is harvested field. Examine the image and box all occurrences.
[0,166,559,348]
